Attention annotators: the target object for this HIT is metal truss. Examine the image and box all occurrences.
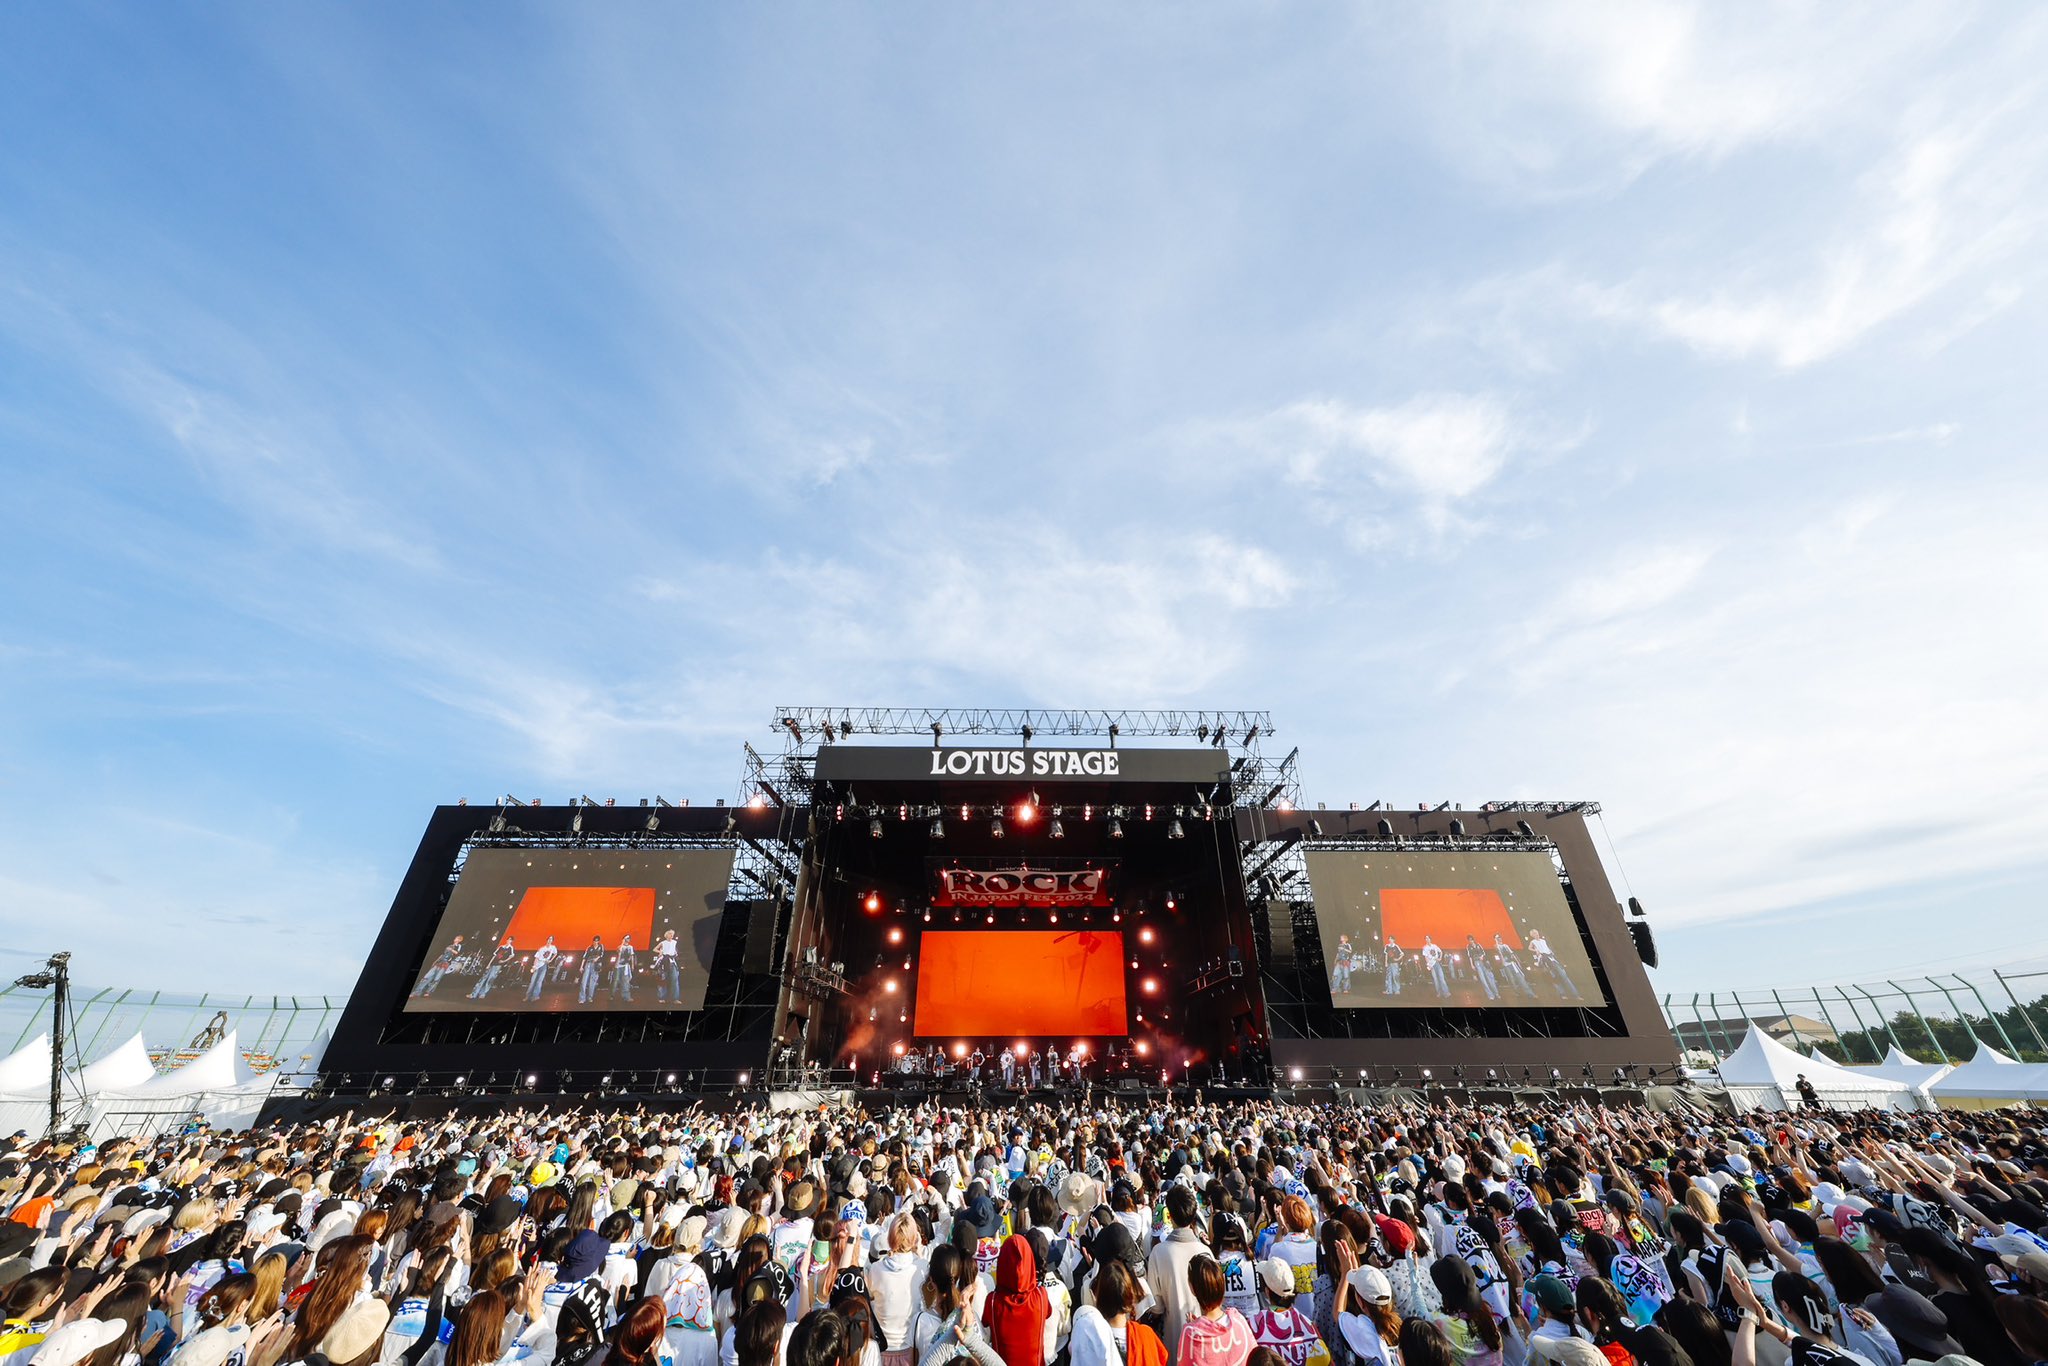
[1477,800,1603,816]
[758,707,1299,812]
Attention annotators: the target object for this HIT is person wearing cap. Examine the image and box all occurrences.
[1246,1256,1324,1366]
[646,1215,715,1366]
[1333,1264,1399,1366]
[1523,1276,1603,1366]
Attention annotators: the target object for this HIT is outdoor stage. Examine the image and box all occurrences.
[300,708,1679,1114]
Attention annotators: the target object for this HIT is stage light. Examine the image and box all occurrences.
[526,1074,538,1086]
[1048,911,1058,924]
[1014,1042,1028,1056]
[1108,819,1123,839]
[1144,805,1154,821]
[893,1042,906,1056]
[887,927,903,944]
[869,817,883,839]
[931,721,943,740]
[1289,1066,1303,1082]
[1165,896,1176,911]
[1021,723,1033,744]
[986,912,995,924]
[953,1042,967,1057]
[667,1073,677,1084]
[1015,800,1036,825]
[923,909,932,923]
[884,978,898,993]
[1309,819,1324,838]
[929,818,944,839]
[1448,818,1466,837]
[1135,1040,1150,1056]
[1376,818,1394,837]
[1422,1067,1433,1080]
[738,1071,750,1085]
[990,816,1005,839]
[748,793,767,810]
[1111,910,1121,922]
[1142,978,1158,993]
[1167,820,1185,839]
[1073,1041,1087,1055]
[1138,927,1154,944]
[865,892,882,913]
[1517,820,1537,838]
[1050,819,1064,839]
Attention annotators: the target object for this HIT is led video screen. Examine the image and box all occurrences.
[404,848,732,1013]
[913,930,1127,1037]
[1304,849,1605,1008]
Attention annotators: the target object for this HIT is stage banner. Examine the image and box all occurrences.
[929,861,1115,908]
[814,744,1227,785]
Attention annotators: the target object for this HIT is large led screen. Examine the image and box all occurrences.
[1303,849,1606,1008]
[404,848,732,1013]
[913,930,1127,1037]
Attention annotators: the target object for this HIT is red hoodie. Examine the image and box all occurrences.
[982,1235,1048,1366]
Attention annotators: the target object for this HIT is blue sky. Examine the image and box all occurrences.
[2,3,2045,1000]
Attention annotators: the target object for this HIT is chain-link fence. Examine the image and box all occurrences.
[0,982,341,1076]
[1661,969,2048,1064]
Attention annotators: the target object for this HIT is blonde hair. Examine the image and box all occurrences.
[887,1214,920,1254]
[174,1197,218,1232]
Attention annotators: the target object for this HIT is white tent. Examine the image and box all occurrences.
[80,1034,157,1094]
[0,1034,52,1096]
[90,1031,277,1136]
[1714,1023,1922,1111]
[1927,1041,2048,1106]
[0,1034,56,1137]
[1843,1044,1956,1093]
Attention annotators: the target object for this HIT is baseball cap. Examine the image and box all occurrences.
[1256,1257,1296,1296]
[1529,1274,1576,1318]
[1345,1265,1392,1305]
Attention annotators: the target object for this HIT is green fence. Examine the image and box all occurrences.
[1660,969,2048,1064]
[0,982,341,1076]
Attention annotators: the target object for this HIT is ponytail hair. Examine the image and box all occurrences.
[1771,1271,1835,1339]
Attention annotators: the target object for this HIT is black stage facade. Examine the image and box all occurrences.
[307,708,1678,1113]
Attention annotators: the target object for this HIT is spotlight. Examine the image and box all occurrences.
[931,721,943,741]
[1167,819,1185,839]
[1376,818,1394,837]
[1142,978,1158,994]
[1050,819,1065,840]
[1138,926,1154,944]
[869,817,883,839]
[865,892,882,913]
[884,979,898,993]
[922,909,932,922]
[1289,1066,1303,1082]
[990,816,1005,839]
[1516,820,1537,838]
[666,1073,677,1085]
[1015,800,1036,825]
[1448,818,1466,837]
[1021,723,1034,745]
[738,1071,750,1085]
[887,927,904,944]
[1309,819,1324,838]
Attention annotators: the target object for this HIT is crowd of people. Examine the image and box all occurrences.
[4,1094,2048,1366]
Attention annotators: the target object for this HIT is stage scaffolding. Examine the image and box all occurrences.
[759,707,1301,815]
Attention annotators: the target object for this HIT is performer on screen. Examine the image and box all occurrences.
[612,935,638,1002]
[413,935,464,997]
[1526,929,1582,999]
[1465,933,1500,1001]
[578,936,606,1004]
[525,937,560,1001]
[471,937,515,999]
[1329,933,1354,994]
[655,929,682,1002]
[1492,934,1534,998]
[1382,938,1405,995]
[1421,935,1449,998]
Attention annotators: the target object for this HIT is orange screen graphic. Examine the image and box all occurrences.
[1378,887,1520,949]
[914,931,1126,1037]
[502,886,655,950]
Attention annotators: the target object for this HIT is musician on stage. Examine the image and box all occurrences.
[1045,1043,1063,1085]
[1000,1047,1016,1087]
[970,1047,986,1083]
[1028,1046,1043,1088]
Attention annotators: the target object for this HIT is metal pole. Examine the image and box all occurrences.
[49,955,70,1136]
[1993,970,2048,1056]
[1837,987,1879,1062]
[1952,975,2021,1057]
[1772,990,1807,1050]
[1811,990,1850,1060]
[1858,986,1909,1057]
[1887,981,1949,1063]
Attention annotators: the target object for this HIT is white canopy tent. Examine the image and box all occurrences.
[1927,1041,2048,1107]
[1714,1023,1922,1111]
[90,1030,278,1136]
[0,1034,56,1137]
[80,1033,157,1094]
[1843,1044,1956,1093]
